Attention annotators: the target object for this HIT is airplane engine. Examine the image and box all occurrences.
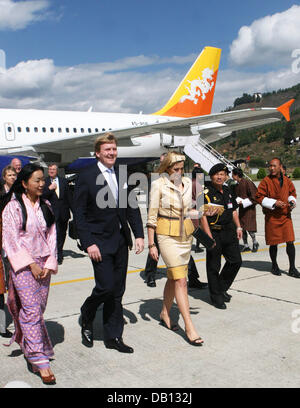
[117,133,167,158]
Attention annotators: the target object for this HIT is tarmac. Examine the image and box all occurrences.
[1,180,300,389]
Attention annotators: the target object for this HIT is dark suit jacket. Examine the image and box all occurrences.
[42,176,72,223]
[73,162,144,253]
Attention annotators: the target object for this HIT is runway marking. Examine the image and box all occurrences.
[230,289,300,306]
[50,241,300,287]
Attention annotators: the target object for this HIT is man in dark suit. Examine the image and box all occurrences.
[74,133,144,353]
[42,164,72,265]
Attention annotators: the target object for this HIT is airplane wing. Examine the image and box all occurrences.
[34,103,287,154]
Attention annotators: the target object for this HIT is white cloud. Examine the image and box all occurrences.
[0,0,51,30]
[0,55,192,112]
[0,59,55,98]
[229,5,300,67]
[0,53,299,115]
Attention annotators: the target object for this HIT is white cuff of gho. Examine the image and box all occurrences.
[262,197,277,210]
[236,196,242,204]
[288,196,297,204]
[242,198,253,208]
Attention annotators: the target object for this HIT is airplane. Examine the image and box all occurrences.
[0,46,294,169]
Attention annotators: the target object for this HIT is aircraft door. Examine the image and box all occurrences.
[4,122,16,141]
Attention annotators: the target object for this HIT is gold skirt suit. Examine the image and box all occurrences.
[147,174,195,280]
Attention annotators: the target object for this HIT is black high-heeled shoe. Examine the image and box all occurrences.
[159,319,179,331]
[186,334,204,347]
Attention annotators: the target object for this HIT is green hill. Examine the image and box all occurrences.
[212,84,300,171]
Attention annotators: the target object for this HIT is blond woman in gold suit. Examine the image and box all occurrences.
[147,151,204,346]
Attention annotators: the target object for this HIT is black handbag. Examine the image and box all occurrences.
[192,227,215,249]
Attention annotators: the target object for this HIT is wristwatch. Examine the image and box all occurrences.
[148,243,156,249]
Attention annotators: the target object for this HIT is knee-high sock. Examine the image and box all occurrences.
[242,230,248,245]
[248,231,257,245]
[269,245,278,267]
[286,242,295,270]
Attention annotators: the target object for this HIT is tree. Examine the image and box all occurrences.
[292,168,300,179]
[257,168,267,179]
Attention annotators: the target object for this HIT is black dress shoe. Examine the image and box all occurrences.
[146,277,156,287]
[81,319,93,348]
[271,266,281,276]
[188,279,208,289]
[288,268,300,278]
[252,242,259,252]
[241,245,251,252]
[104,337,134,353]
[0,329,13,338]
[211,301,227,310]
[223,291,232,303]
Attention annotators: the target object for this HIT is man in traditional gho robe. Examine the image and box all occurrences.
[256,158,300,278]
[232,168,259,252]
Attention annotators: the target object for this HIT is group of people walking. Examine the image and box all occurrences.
[0,134,298,385]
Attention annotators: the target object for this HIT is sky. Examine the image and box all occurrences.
[0,0,300,114]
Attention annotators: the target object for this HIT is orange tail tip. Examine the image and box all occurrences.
[276,99,295,121]
[153,46,222,118]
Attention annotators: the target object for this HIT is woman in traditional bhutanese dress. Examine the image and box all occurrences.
[147,151,204,346]
[0,165,17,338]
[2,164,58,385]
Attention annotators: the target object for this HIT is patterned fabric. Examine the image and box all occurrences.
[7,257,54,368]
[2,195,57,368]
[2,194,57,273]
[0,218,6,295]
[235,178,257,232]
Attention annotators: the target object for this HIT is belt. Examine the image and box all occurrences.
[158,214,180,220]
[158,214,188,220]
[210,223,233,231]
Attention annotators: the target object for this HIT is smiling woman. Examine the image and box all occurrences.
[1,163,58,385]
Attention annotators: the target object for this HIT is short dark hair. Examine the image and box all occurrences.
[232,168,244,178]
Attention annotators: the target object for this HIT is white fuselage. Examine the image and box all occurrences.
[0,108,178,163]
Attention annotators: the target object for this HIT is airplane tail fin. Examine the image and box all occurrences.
[153,46,221,118]
[276,99,294,121]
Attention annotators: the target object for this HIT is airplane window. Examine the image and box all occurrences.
[42,127,46,132]
[88,128,91,133]
[73,128,77,133]
[7,127,12,132]
[50,127,54,133]
[95,128,99,133]
[17,127,22,132]
[81,128,84,133]
[58,127,62,133]
[26,127,30,132]
[34,127,38,132]
[66,128,69,133]
[102,128,105,131]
